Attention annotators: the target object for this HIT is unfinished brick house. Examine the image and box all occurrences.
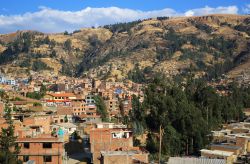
[17,134,65,164]
[89,123,148,164]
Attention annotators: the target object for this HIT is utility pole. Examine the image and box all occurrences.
[206,107,208,125]
[159,124,163,164]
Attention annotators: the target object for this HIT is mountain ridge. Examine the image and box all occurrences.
[0,14,249,84]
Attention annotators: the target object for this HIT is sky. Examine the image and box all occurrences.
[0,0,249,34]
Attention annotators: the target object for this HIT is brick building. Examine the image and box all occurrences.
[0,101,4,115]
[17,135,65,164]
[52,107,73,123]
[44,93,76,106]
[89,123,148,164]
[23,115,52,134]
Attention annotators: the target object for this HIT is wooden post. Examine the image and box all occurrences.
[159,125,162,164]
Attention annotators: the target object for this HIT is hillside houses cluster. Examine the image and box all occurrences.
[209,72,250,96]
[0,109,149,163]
[200,116,250,164]
[0,73,147,164]
[0,74,18,86]
[0,71,144,119]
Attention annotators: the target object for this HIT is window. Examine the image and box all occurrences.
[43,156,52,162]
[24,143,29,149]
[43,143,52,148]
[23,156,29,162]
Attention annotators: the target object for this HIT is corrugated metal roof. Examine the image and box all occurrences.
[168,157,226,164]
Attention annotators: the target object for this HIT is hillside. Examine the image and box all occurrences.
[0,14,249,84]
[0,28,112,77]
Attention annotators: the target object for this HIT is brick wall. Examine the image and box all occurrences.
[18,141,64,164]
[101,153,148,164]
[90,129,133,163]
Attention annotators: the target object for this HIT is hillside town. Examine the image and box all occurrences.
[0,73,148,164]
[0,71,249,164]
[0,3,249,163]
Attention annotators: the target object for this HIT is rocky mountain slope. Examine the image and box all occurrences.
[0,14,249,83]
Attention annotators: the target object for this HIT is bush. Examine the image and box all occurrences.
[19,59,31,68]
[64,31,69,35]
[33,102,42,107]
[103,20,142,33]
[32,60,51,71]
[26,92,44,100]
[64,39,72,51]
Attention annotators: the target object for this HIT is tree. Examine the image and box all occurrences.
[43,36,50,44]
[26,92,44,100]
[134,75,244,158]
[33,102,42,107]
[88,34,102,47]
[40,84,47,95]
[93,95,109,122]
[50,50,57,58]
[0,105,20,164]
[130,95,146,135]
[32,60,51,72]
[64,39,72,51]
[64,115,68,123]
[64,31,69,35]
[128,65,146,83]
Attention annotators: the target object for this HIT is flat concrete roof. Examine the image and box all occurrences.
[211,144,241,150]
[201,149,234,157]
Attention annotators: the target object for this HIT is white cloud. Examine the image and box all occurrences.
[184,6,238,16]
[243,4,250,14]
[0,6,239,34]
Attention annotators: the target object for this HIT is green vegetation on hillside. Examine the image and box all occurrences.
[103,20,142,33]
[0,15,249,83]
[126,75,249,159]
[26,84,47,100]
[78,18,245,82]
[0,32,34,65]
[32,60,52,72]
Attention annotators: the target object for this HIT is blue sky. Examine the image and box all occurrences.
[0,0,249,14]
[0,0,249,33]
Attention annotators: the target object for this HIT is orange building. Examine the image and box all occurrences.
[23,115,52,134]
[0,101,4,115]
[89,123,148,164]
[44,93,76,106]
[89,125,133,163]
[17,135,65,164]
